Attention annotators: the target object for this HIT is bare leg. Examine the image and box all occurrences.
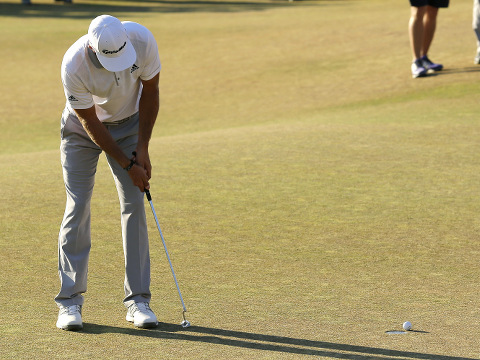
[409,5,427,61]
[422,5,439,57]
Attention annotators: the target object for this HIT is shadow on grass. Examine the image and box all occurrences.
[81,322,475,360]
[442,66,480,74]
[0,0,338,19]
[421,67,480,78]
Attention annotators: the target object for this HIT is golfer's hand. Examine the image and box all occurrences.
[134,149,152,180]
[128,164,150,191]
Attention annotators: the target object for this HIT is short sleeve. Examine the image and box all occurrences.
[61,67,95,109]
[139,28,161,81]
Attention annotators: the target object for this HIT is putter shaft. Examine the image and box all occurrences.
[145,190,187,314]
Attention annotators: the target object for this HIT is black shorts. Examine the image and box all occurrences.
[410,0,449,7]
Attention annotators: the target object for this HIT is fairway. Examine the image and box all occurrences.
[1,0,480,358]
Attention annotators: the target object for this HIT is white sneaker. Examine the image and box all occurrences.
[411,59,427,78]
[475,52,480,64]
[56,305,83,331]
[126,302,158,328]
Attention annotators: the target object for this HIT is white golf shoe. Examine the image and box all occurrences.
[56,305,83,331]
[126,302,158,328]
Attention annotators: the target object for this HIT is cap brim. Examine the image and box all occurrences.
[96,39,136,72]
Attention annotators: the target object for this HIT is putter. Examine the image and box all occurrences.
[145,189,191,328]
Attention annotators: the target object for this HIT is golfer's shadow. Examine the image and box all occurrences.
[82,322,474,360]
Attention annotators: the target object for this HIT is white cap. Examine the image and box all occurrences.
[88,15,136,72]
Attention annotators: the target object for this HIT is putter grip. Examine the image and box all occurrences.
[145,189,152,201]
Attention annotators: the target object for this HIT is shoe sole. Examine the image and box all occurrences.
[57,323,83,331]
[412,72,427,78]
[135,321,158,329]
[126,315,158,329]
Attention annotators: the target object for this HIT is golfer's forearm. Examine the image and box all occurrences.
[138,94,158,150]
[87,121,131,168]
[137,74,160,151]
[75,108,131,169]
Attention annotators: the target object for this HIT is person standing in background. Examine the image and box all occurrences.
[22,0,72,4]
[473,0,480,63]
[408,0,449,78]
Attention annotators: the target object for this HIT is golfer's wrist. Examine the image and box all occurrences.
[124,158,136,171]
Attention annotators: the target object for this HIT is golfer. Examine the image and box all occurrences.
[55,15,161,331]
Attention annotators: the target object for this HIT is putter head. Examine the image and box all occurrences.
[181,320,191,328]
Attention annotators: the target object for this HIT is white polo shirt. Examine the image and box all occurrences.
[61,21,161,123]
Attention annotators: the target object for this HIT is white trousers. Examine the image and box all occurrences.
[55,110,151,308]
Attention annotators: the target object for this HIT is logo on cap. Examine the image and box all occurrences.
[102,41,126,55]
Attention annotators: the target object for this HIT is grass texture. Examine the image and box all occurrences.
[1,0,480,359]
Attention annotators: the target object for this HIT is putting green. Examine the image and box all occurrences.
[0,0,479,358]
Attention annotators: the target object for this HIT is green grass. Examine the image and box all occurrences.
[1,0,480,358]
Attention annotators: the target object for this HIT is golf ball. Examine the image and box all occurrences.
[403,321,412,331]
